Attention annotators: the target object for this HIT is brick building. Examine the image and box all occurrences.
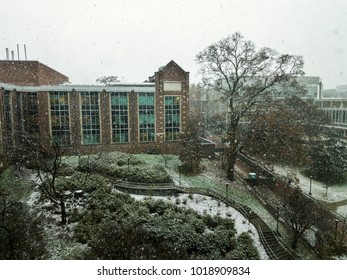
[0,60,69,86]
[0,60,191,162]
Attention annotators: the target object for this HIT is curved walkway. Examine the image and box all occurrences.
[113,179,301,260]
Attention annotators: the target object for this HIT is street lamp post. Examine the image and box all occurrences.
[178,164,182,188]
[284,180,290,207]
[226,183,229,207]
[127,156,130,181]
[276,206,280,234]
[309,176,312,195]
[335,219,339,240]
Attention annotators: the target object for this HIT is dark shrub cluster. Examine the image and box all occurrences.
[75,192,260,260]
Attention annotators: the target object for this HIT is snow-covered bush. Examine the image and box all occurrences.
[55,172,111,193]
[75,191,260,260]
[77,152,171,183]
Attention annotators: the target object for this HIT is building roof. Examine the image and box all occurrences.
[0,59,187,93]
[294,76,321,85]
[0,82,155,93]
[158,60,188,74]
[0,60,69,86]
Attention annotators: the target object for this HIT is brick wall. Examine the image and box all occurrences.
[0,60,68,86]
[0,60,193,158]
[154,60,189,154]
[37,62,69,85]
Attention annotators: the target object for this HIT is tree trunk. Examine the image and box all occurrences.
[226,120,238,181]
[59,199,67,225]
[224,96,239,180]
[291,235,299,250]
[226,146,236,181]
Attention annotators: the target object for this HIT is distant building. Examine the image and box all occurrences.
[322,85,347,99]
[0,60,193,163]
[317,84,347,137]
[293,76,323,99]
[191,75,323,126]
[315,99,347,137]
[336,85,347,93]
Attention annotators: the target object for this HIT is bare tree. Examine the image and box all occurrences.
[246,96,330,166]
[96,76,120,85]
[14,134,67,225]
[34,145,68,225]
[315,215,347,258]
[284,188,319,249]
[196,32,304,180]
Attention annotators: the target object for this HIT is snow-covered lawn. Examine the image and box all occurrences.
[130,192,269,260]
[273,165,347,217]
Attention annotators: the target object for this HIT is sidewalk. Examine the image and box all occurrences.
[272,164,347,217]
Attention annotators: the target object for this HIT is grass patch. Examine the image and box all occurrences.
[133,153,180,168]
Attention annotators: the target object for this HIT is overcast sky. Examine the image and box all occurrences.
[1,0,346,89]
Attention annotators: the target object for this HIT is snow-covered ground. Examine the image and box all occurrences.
[22,166,268,259]
[14,160,347,260]
[273,165,347,217]
[130,192,269,260]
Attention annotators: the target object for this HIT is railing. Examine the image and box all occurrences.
[273,231,301,259]
[257,226,278,260]
[113,178,302,260]
[238,152,346,223]
[115,180,176,189]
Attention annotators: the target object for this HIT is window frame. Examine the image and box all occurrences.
[49,91,71,146]
[164,95,181,141]
[110,92,130,144]
[138,92,156,143]
[80,91,101,145]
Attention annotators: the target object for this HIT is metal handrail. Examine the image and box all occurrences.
[113,179,302,259]
[115,180,176,189]
[257,226,278,260]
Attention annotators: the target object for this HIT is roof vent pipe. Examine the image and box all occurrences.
[11,50,14,60]
[17,44,20,60]
[24,44,27,60]
[6,48,9,60]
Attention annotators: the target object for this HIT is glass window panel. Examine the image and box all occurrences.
[50,92,70,146]
[165,96,181,141]
[110,92,129,143]
[138,93,155,142]
[80,92,101,144]
[3,91,14,146]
